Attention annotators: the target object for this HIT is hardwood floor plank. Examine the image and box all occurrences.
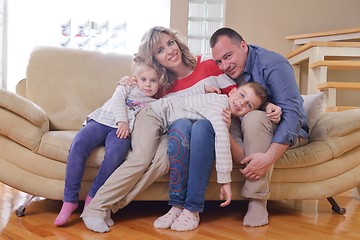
[1,182,359,240]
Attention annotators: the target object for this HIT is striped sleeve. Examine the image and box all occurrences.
[186,94,233,183]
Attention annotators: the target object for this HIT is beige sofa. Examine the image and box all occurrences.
[1,46,360,216]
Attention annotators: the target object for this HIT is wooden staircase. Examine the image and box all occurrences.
[286,27,360,112]
[310,60,360,70]
[286,26,360,47]
[317,82,360,112]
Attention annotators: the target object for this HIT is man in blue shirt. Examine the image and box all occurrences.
[210,27,309,227]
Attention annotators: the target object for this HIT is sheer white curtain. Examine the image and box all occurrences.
[6,0,170,92]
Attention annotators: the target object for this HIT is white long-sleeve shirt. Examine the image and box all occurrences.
[87,85,156,130]
[151,93,235,184]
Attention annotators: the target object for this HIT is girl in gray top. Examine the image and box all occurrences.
[55,60,164,226]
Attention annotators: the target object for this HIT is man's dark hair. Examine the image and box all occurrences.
[210,27,245,48]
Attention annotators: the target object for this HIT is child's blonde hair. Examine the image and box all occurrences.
[131,54,166,87]
[136,26,197,88]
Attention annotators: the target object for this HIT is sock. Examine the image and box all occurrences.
[153,206,183,229]
[171,209,200,231]
[54,202,78,226]
[105,209,114,227]
[82,216,110,233]
[243,199,269,227]
[84,195,93,207]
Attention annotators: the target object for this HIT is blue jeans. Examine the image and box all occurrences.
[64,120,130,203]
[167,119,215,212]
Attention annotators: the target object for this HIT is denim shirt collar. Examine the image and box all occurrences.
[240,44,256,83]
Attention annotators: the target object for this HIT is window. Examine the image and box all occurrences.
[5,0,170,92]
[187,0,224,55]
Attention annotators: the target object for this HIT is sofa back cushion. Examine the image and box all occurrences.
[302,92,325,133]
[25,46,133,130]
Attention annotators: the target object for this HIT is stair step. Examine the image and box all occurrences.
[318,82,360,112]
[318,82,360,91]
[286,41,360,59]
[286,27,360,46]
[326,106,360,112]
[310,60,360,70]
[286,27,360,40]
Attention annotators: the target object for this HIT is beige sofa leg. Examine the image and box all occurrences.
[351,187,360,200]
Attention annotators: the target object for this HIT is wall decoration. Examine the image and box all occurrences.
[60,18,127,53]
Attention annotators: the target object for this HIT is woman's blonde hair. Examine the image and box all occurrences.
[136,26,197,88]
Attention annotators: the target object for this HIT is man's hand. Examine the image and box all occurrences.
[240,153,272,179]
[240,143,288,179]
[116,121,130,138]
[220,182,232,207]
[265,103,282,124]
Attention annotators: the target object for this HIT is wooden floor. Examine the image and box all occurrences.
[0,182,359,240]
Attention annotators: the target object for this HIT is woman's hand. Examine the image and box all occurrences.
[222,108,232,129]
[117,76,137,86]
[265,103,282,124]
[116,121,130,138]
[220,182,232,207]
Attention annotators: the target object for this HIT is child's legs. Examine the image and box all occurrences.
[184,119,215,212]
[88,130,131,198]
[167,119,192,207]
[64,120,108,203]
[81,106,165,219]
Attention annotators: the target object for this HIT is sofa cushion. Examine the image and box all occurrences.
[37,131,105,168]
[311,109,360,140]
[26,46,133,131]
[302,92,324,133]
[275,140,332,168]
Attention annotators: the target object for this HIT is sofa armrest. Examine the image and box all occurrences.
[310,109,360,141]
[16,78,27,98]
[0,89,49,151]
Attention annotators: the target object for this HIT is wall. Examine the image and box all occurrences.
[224,0,360,56]
[170,0,188,39]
